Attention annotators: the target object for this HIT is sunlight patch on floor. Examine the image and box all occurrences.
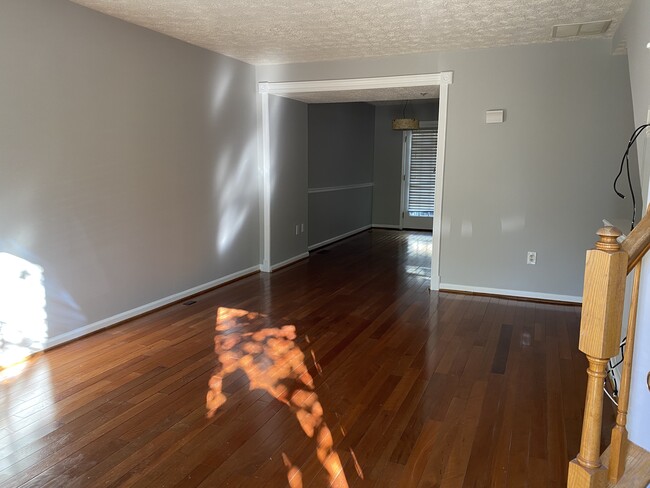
[206,307,350,487]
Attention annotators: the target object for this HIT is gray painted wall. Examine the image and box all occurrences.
[373,102,439,227]
[308,103,375,248]
[269,95,308,264]
[256,51,441,83]
[615,1,650,207]
[0,0,259,343]
[257,39,638,299]
[612,0,650,451]
[437,41,636,298]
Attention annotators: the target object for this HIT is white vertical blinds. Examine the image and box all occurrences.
[407,127,438,217]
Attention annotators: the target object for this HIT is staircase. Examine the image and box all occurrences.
[601,442,650,487]
[568,220,650,488]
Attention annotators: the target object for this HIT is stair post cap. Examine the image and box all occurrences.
[595,226,622,252]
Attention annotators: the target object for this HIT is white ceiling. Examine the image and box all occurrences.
[70,0,632,65]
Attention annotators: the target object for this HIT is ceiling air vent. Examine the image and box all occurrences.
[552,20,612,39]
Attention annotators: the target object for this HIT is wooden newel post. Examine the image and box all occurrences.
[568,227,628,488]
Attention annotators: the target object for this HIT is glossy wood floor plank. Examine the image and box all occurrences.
[0,230,596,487]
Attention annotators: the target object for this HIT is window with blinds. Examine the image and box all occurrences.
[407,127,438,217]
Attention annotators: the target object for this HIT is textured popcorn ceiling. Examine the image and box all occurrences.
[71,0,631,65]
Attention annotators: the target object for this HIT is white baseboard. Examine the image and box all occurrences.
[45,265,261,349]
[372,224,401,229]
[439,283,582,304]
[308,225,372,251]
[271,252,310,271]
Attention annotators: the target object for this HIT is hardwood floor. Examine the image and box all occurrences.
[0,230,601,487]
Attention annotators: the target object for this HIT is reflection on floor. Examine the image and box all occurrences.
[207,307,348,487]
[0,230,594,487]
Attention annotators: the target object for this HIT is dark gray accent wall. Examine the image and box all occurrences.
[308,103,375,248]
[372,102,439,226]
[269,95,308,265]
[308,187,373,247]
[0,0,259,344]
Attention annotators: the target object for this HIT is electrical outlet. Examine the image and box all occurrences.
[527,251,537,265]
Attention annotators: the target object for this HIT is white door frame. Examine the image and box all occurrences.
[258,72,453,290]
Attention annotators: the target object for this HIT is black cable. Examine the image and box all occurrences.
[606,337,627,399]
[614,123,650,230]
[626,151,636,227]
[612,126,642,219]
[613,125,644,199]
[615,124,648,195]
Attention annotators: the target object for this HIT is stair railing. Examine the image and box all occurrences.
[568,214,650,487]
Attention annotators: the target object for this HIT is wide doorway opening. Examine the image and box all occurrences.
[259,73,453,290]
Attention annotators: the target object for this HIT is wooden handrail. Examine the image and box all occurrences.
[621,211,650,273]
